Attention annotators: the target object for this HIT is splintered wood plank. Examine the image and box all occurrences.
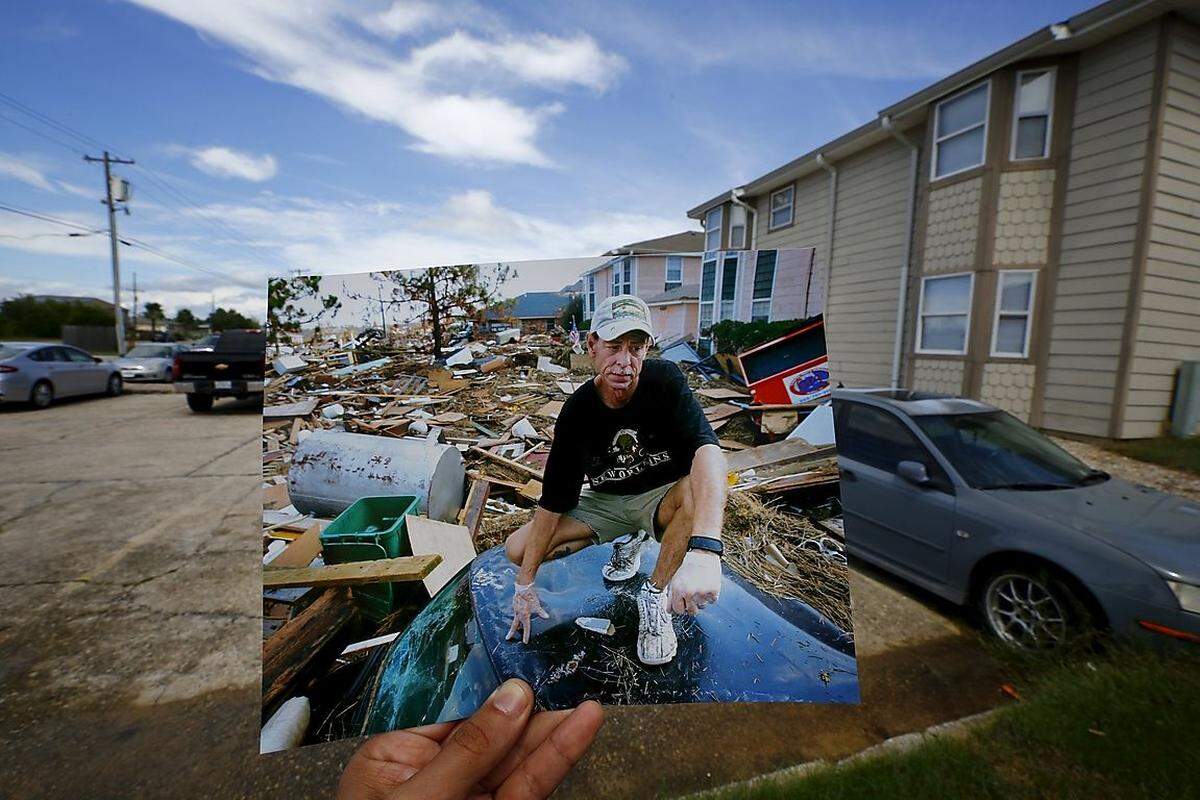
[703,403,744,422]
[718,438,751,451]
[262,587,356,709]
[469,446,545,481]
[263,397,319,418]
[262,554,442,589]
[432,411,468,425]
[458,478,491,543]
[534,400,564,419]
[725,441,835,472]
[405,516,476,595]
[696,387,751,400]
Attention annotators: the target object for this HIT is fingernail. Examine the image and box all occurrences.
[491,679,528,715]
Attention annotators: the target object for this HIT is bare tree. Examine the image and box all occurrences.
[358,264,514,358]
[267,275,341,354]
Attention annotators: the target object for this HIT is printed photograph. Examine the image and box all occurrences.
[256,246,856,747]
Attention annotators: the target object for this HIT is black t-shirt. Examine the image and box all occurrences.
[538,359,719,513]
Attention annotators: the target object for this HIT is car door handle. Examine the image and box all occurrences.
[840,468,857,481]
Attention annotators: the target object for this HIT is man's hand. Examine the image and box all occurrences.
[337,679,604,800]
[507,581,549,643]
[668,550,721,615]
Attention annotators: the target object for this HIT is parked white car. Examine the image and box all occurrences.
[114,343,190,382]
[0,342,122,409]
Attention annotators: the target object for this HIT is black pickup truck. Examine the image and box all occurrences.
[172,329,266,412]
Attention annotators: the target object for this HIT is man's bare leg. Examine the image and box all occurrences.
[505,514,595,565]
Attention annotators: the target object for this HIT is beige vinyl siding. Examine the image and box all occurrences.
[1123,19,1200,438]
[1040,22,1159,438]
[756,171,830,312]
[823,138,913,387]
[635,255,663,297]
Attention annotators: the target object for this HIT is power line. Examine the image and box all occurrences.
[0,200,251,287]
[0,110,86,156]
[0,201,98,233]
[0,91,303,276]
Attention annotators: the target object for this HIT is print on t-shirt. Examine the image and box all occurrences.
[591,427,673,487]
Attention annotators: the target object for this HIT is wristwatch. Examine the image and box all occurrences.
[687,535,723,557]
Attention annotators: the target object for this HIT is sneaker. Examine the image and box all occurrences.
[601,530,648,582]
[636,581,677,665]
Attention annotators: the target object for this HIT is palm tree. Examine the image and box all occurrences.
[144,302,165,335]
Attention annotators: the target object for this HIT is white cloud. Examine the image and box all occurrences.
[125,0,626,166]
[0,153,58,193]
[183,146,278,182]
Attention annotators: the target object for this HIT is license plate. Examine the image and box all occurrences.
[215,380,232,389]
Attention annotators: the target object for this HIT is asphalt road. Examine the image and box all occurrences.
[0,391,1007,799]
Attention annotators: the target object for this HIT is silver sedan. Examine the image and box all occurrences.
[0,342,123,409]
[114,342,189,382]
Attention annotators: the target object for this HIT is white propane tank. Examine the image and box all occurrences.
[287,430,465,521]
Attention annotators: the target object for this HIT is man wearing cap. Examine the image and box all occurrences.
[504,294,727,666]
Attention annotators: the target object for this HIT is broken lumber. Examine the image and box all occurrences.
[726,440,836,472]
[262,587,356,710]
[262,554,442,589]
[469,445,545,481]
[458,478,491,543]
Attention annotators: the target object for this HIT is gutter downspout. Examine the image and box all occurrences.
[730,188,756,250]
[880,114,919,389]
[814,154,837,321]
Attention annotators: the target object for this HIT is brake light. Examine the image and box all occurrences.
[0,365,16,373]
[172,356,182,381]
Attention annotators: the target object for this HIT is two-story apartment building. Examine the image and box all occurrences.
[583,231,704,343]
[687,0,1199,439]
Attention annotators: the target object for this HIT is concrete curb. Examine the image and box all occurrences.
[681,707,1002,799]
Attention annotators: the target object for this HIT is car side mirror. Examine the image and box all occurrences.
[93,357,104,363]
[897,460,931,486]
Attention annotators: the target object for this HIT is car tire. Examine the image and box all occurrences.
[106,373,123,397]
[186,393,214,413]
[978,566,1092,650]
[30,380,53,409]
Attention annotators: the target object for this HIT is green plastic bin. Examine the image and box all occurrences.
[320,495,419,622]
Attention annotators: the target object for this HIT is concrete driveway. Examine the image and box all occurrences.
[0,393,1008,799]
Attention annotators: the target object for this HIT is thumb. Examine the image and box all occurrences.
[399,679,534,799]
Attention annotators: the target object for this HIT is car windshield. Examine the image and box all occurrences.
[914,411,1098,490]
[126,345,170,358]
[364,567,498,733]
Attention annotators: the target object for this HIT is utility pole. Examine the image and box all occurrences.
[377,283,387,331]
[131,272,138,343]
[84,151,135,355]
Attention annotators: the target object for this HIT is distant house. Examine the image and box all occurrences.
[582,231,705,342]
[686,0,1200,439]
[490,291,574,334]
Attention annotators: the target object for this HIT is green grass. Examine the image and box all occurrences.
[1104,436,1200,477]
[704,646,1200,800]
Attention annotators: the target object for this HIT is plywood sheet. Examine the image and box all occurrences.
[405,516,477,595]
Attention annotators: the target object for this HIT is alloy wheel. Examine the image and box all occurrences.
[984,572,1069,649]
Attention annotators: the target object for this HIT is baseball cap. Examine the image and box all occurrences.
[590,294,655,342]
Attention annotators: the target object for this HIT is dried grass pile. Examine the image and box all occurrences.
[476,509,533,552]
[721,491,853,632]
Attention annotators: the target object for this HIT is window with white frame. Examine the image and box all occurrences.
[933,82,989,179]
[1012,69,1054,160]
[585,274,596,319]
[698,255,717,349]
[917,273,974,354]
[719,253,738,321]
[751,250,776,322]
[611,257,633,296]
[769,185,794,230]
[991,270,1036,357]
[729,205,747,248]
[704,207,723,252]
[665,255,682,290]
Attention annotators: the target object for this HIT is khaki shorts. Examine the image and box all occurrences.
[566,482,675,544]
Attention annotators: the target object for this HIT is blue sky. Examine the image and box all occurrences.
[0,0,1098,320]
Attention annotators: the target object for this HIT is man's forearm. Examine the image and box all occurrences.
[517,507,561,584]
[689,444,727,539]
